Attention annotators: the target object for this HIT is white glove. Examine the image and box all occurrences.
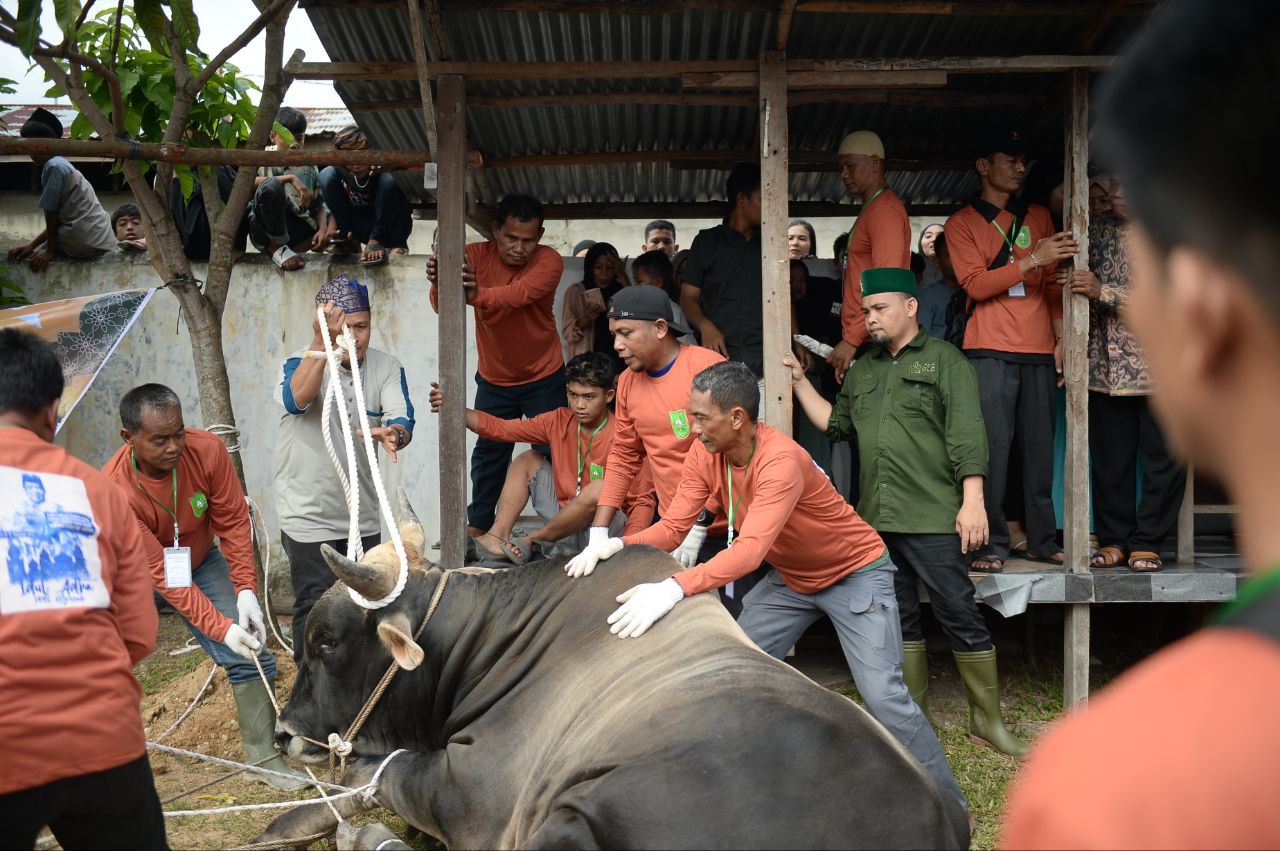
[670,524,708,569]
[607,577,685,639]
[565,526,624,578]
[223,622,263,660]
[236,589,265,642]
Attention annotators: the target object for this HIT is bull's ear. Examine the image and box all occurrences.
[376,609,424,670]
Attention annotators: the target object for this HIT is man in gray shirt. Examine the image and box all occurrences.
[7,109,115,272]
[273,273,415,656]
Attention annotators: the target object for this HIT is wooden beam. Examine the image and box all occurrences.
[405,0,440,160]
[1062,68,1092,710]
[685,69,948,90]
[436,74,469,569]
[358,88,1040,112]
[415,201,964,219]
[759,51,792,432]
[775,0,799,51]
[424,0,452,60]
[0,136,486,168]
[288,55,1113,82]
[481,148,972,172]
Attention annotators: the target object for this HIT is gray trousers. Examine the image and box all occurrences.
[738,559,967,808]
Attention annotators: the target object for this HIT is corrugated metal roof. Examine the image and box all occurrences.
[304,3,1151,211]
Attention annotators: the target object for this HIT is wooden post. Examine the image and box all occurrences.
[1177,464,1195,563]
[759,51,792,432]
[1062,68,1092,709]
[437,74,468,567]
[405,0,440,164]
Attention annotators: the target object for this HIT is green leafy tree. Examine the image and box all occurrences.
[0,0,299,486]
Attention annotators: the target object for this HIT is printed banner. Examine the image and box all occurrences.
[0,288,156,433]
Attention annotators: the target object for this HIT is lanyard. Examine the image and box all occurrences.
[576,417,608,495]
[131,452,180,547]
[991,217,1017,264]
[847,186,888,248]
[724,440,757,546]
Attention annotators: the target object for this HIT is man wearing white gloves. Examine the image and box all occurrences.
[103,384,307,791]
[586,286,766,616]
[567,361,966,810]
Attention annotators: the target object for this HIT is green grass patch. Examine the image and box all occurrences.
[135,613,207,696]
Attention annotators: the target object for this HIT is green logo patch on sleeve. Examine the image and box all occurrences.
[1015,226,1032,249]
[669,409,691,439]
[589,463,605,480]
[189,491,208,519]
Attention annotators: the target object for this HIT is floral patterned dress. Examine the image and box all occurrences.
[1088,213,1152,396]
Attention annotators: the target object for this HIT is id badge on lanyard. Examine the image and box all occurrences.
[164,522,192,588]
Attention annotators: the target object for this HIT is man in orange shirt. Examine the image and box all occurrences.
[428,352,656,564]
[0,329,165,848]
[1001,2,1280,846]
[427,195,566,538]
[830,130,911,382]
[944,130,1079,571]
[103,384,306,791]
[566,361,965,811]
[574,286,770,615]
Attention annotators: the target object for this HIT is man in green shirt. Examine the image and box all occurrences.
[787,266,1026,756]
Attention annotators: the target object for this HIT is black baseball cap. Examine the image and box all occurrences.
[607,285,692,336]
[975,128,1028,159]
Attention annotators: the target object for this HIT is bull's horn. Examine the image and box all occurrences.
[321,544,397,602]
[397,487,424,531]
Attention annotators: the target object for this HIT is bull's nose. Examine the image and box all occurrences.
[274,728,293,754]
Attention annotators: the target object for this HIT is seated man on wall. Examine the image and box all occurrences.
[7,108,116,272]
[318,125,413,266]
[247,106,328,272]
[429,352,655,565]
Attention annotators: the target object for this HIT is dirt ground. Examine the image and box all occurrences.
[90,602,1200,850]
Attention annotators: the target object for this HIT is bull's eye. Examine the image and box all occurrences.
[318,636,338,655]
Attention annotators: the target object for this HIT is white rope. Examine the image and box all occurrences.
[160,784,374,817]
[154,663,217,741]
[247,496,293,653]
[145,743,351,792]
[317,308,365,564]
[315,307,408,609]
[206,423,241,454]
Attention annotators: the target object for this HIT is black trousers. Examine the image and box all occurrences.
[248,177,317,251]
[883,532,992,652]
[282,531,381,660]
[696,535,770,620]
[1089,392,1186,554]
[0,755,167,850]
[970,357,1059,560]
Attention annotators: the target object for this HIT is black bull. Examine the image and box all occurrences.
[261,543,969,849]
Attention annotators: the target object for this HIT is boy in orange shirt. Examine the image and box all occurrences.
[428,352,655,565]
[567,361,965,812]
[0,329,164,848]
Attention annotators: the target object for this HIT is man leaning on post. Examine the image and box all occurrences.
[788,266,1027,757]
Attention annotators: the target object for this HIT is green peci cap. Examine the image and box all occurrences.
[861,267,918,298]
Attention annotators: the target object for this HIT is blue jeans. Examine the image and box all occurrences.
[317,167,412,249]
[737,556,967,809]
[468,368,567,530]
[153,546,276,685]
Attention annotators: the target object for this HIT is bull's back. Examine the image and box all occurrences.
[498,549,967,848]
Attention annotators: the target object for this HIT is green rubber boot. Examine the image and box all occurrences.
[901,639,931,718]
[953,648,1029,758]
[232,679,310,791]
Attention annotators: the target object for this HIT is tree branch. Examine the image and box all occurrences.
[188,0,297,97]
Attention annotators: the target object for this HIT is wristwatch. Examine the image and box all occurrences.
[695,508,714,527]
[392,425,408,449]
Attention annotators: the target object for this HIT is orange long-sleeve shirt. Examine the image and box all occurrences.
[430,241,565,387]
[945,200,1063,355]
[842,188,911,347]
[626,424,886,596]
[472,407,656,534]
[0,428,157,795]
[103,429,254,641]
[598,344,727,535]
[1001,627,1280,849]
